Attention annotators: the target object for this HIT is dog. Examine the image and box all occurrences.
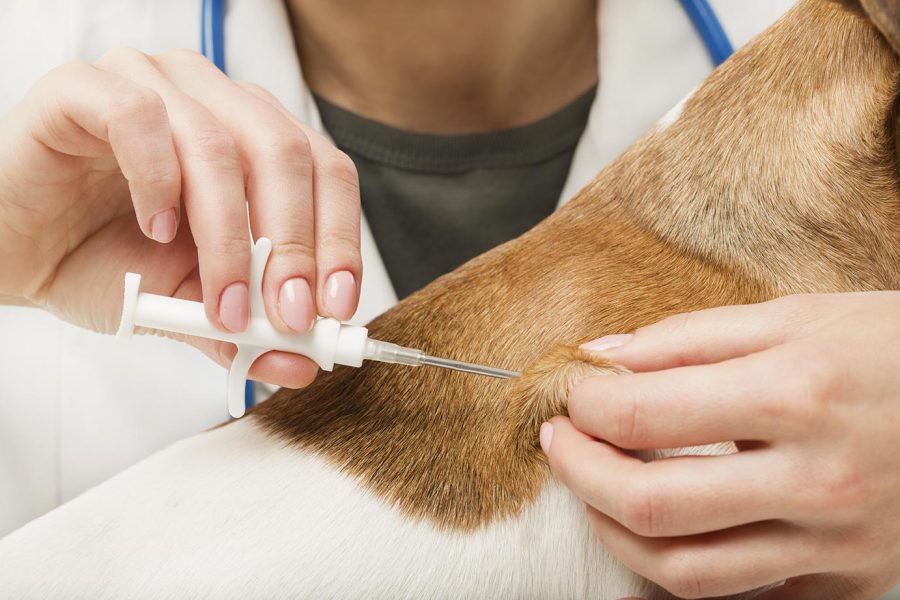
[1,0,898,598]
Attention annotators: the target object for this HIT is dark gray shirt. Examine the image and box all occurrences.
[315,87,595,298]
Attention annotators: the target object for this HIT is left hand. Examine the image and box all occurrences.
[541,292,900,599]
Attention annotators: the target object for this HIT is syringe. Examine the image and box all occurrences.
[117,238,518,418]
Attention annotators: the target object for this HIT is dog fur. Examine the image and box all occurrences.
[1,1,899,598]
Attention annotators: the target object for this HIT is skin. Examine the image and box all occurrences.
[0,50,367,388]
[287,0,599,133]
[3,1,898,597]
[0,0,597,386]
[543,293,900,599]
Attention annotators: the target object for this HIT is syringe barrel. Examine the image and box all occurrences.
[134,293,226,341]
[129,291,368,370]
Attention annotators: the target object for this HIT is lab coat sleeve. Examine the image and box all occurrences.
[0,0,224,539]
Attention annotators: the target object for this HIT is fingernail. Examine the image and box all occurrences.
[219,282,249,332]
[581,334,633,353]
[323,270,357,321]
[279,278,316,332]
[539,422,554,454]
[149,208,178,243]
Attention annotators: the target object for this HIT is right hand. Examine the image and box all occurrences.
[0,48,363,388]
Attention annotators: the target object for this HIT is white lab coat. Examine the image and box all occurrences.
[0,0,796,535]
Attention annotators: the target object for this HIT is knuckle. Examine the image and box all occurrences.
[109,86,166,124]
[659,552,705,599]
[782,346,841,412]
[205,234,251,260]
[273,239,317,265]
[657,310,696,337]
[58,59,93,77]
[809,459,871,516]
[611,395,643,447]
[771,293,815,319]
[238,81,279,105]
[621,480,666,537]
[640,312,699,366]
[265,131,313,165]
[38,60,93,92]
[566,382,592,426]
[95,46,151,69]
[130,165,180,191]
[192,128,239,162]
[319,151,360,192]
[324,231,360,254]
[159,48,213,69]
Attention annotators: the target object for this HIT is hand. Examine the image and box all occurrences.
[0,49,363,387]
[542,292,900,599]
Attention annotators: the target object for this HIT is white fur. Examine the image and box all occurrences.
[0,417,660,599]
[655,88,696,131]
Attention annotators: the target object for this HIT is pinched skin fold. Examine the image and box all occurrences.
[255,216,764,532]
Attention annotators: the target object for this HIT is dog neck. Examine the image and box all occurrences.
[592,0,900,294]
[254,0,900,531]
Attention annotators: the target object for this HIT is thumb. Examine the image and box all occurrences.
[754,574,877,600]
[579,299,794,372]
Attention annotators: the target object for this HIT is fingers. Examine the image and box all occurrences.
[30,61,182,243]
[152,54,362,330]
[543,417,791,536]
[586,510,824,599]
[94,48,251,332]
[167,271,320,388]
[583,295,813,372]
[567,349,802,449]
[309,145,361,321]
[152,53,316,332]
[179,338,319,389]
[237,81,362,321]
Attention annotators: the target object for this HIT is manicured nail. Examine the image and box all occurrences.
[539,422,554,454]
[279,277,316,332]
[149,208,178,243]
[581,334,633,353]
[323,270,357,321]
[219,282,249,332]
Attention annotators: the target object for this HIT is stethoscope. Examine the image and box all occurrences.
[198,0,734,412]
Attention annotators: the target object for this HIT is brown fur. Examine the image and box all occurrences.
[255,0,900,533]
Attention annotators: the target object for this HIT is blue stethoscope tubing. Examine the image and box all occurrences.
[198,0,733,412]
[201,0,252,411]
[200,0,226,74]
[677,0,735,66]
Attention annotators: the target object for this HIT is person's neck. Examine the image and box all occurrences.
[285,0,598,134]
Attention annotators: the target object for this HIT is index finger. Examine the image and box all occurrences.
[583,296,807,373]
[95,49,252,332]
[568,348,799,449]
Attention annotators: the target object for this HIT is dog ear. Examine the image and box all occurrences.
[860,0,900,54]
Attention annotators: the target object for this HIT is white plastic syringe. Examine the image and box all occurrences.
[117,238,518,418]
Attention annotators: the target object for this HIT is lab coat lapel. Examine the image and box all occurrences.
[225,0,399,327]
[559,0,714,207]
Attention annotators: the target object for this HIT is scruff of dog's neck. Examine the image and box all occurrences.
[601,0,900,294]
[255,0,900,531]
